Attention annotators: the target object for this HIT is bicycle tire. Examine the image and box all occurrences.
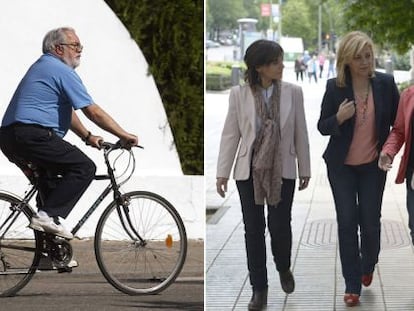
[94,191,187,295]
[0,191,40,297]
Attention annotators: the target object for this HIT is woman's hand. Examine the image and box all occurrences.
[216,177,229,198]
[298,176,310,190]
[378,152,392,171]
[336,98,355,125]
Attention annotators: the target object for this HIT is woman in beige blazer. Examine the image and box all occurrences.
[216,40,311,311]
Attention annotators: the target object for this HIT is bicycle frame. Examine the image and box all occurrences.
[0,141,187,297]
[2,142,144,243]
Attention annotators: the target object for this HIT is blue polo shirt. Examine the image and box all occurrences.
[2,53,93,137]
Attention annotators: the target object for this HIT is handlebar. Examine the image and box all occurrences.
[100,141,144,151]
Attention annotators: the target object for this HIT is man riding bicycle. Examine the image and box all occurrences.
[0,27,138,239]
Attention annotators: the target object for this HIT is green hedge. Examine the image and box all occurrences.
[104,0,203,175]
[206,74,232,91]
[206,61,245,90]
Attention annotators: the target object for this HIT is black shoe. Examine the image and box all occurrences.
[279,270,295,294]
[248,288,268,311]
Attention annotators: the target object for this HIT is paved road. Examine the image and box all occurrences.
[1,240,204,311]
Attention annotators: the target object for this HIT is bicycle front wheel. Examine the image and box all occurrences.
[0,192,40,297]
[95,191,187,295]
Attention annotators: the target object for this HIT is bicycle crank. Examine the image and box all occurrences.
[49,237,73,268]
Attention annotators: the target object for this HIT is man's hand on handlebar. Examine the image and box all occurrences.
[120,133,139,150]
[87,134,105,149]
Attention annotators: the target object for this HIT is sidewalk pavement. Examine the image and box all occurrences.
[205,67,414,310]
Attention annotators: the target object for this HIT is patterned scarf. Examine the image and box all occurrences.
[252,81,282,206]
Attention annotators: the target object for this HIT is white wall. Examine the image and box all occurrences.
[0,0,181,175]
[0,0,205,238]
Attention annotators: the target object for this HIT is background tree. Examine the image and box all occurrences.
[207,0,245,40]
[341,0,414,54]
[280,0,315,49]
[104,0,203,175]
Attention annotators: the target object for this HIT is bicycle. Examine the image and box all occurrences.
[0,141,187,297]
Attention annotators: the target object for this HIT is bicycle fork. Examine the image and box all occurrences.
[114,193,146,247]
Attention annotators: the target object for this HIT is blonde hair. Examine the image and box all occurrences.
[335,31,376,87]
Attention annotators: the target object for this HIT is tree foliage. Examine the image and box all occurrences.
[340,0,414,54]
[104,0,203,175]
[281,0,315,47]
[207,0,245,40]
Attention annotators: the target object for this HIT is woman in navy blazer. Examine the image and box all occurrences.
[317,31,399,307]
[217,40,311,311]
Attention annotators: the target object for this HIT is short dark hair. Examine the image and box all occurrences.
[244,39,284,87]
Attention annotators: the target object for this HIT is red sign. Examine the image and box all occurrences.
[261,3,271,16]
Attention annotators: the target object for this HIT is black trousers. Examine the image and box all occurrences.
[236,175,295,291]
[0,123,96,218]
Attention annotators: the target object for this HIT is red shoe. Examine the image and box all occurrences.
[344,293,360,307]
[361,273,373,287]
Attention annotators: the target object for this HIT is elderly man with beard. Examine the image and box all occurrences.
[0,27,138,239]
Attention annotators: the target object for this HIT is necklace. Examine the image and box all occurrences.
[355,84,370,125]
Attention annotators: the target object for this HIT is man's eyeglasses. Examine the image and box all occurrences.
[59,42,83,52]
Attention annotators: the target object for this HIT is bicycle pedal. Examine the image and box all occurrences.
[57,266,72,273]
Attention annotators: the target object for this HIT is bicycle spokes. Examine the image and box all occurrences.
[0,193,39,297]
[94,191,187,295]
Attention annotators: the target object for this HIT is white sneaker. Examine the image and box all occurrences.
[67,259,79,268]
[29,215,73,240]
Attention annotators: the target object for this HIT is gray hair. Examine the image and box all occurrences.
[42,27,75,53]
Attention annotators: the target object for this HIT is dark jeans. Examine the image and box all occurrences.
[0,123,96,218]
[236,175,295,291]
[327,160,386,295]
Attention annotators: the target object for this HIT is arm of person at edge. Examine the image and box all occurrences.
[378,86,407,172]
[70,104,138,149]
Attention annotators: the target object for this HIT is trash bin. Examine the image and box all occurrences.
[385,59,393,75]
[231,64,241,86]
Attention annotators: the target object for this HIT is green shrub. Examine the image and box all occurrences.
[104,0,203,175]
[206,74,232,90]
[206,61,245,90]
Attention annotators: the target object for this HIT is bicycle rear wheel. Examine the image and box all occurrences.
[0,192,40,297]
[95,191,187,295]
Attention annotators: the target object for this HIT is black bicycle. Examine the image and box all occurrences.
[0,141,187,297]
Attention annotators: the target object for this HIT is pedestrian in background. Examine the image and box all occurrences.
[318,52,326,78]
[216,39,311,311]
[302,50,311,76]
[379,85,414,243]
[327,51,336,78]
[317,31,399,307]
[307,55,318,83]
[294,55,304,82]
